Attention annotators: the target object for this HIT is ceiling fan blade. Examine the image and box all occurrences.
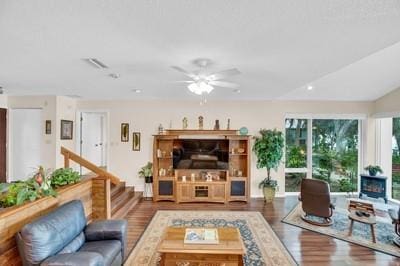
[173,81,193,83]
[209,81,239,88]
[208,68,241,80]
[171,66,197,79]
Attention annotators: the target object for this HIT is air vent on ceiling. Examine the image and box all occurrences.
[83,58,108,69]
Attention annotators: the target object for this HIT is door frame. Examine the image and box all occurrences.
[75,110,110,173]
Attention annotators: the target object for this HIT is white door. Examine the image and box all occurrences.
[10,109,42,181]
[80,112,107,172]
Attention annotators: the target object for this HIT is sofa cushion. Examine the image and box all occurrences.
[17,200,87,264]
[79,240,121,266]
[41,252,104,266]
[58,232,86,254]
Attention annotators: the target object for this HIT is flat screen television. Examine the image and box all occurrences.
[173,139,229,169]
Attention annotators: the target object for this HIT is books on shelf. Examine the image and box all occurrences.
[184,228,219,244]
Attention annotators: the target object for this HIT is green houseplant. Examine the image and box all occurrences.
[50,168,80,188]
[364,165,383,176]
[253,129,285,202]
[138,162,153,183]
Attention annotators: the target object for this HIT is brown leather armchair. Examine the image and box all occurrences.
[299,179,335,226]
[389,207,400,246]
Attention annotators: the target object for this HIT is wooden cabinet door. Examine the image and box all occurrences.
[177,183,192,202]
[212,184,226,201]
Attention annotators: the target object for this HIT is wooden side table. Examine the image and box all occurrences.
[347,200,377,243]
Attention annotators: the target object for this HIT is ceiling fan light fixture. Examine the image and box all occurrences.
[188,82,214,95]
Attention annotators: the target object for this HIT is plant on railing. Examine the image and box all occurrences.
[0,166,57,208]
[51,168,80,187]
[0,166,80,208]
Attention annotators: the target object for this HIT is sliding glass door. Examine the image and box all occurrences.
[285,117,360,194]
[392,118,400,200]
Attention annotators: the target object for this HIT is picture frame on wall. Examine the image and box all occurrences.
[121,123,129,142]
[60,120,73,140]
[132,132,140,151]
[45,120,51,134]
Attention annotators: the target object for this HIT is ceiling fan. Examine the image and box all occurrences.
[171,58,240,96]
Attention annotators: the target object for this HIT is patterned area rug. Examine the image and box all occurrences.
[282,202,400,257]
[125,211,296,266]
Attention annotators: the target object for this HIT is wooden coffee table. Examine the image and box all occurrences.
[157,227,246,266]
[348,200,377,243]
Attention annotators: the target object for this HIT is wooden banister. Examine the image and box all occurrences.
[61,147,120,185]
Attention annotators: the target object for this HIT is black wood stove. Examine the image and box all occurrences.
[359,174,387,203]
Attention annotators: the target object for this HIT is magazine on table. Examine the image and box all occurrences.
[184,228,219,244]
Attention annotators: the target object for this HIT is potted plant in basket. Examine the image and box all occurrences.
[138,162,153,183]
[364,165,383,176]
[253,129,285,202]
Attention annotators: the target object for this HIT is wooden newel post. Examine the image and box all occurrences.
[64,152,70,168]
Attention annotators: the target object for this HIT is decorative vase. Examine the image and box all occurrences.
[262,186,276,202]
[145,176,153,184]
[369,170,377,176]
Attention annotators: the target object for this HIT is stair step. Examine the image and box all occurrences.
[112,187,135,209]
[111,192,142,219]
[111,181,126,199]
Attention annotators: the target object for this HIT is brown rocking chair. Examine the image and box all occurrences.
[299,179,335,226]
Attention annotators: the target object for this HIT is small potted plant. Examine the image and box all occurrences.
[138,162,153,183]
[253,129,284,202]
[364,165,383,176]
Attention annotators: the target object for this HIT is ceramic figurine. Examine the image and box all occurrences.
[183,117,188,129]
[227,118,231,130]
[198,116,204,130]
[214,119,220,130]
[158,124,164,134]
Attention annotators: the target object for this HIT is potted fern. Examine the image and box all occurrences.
[253,129,284,202]
[138,162,153,183]
[364,165,383,176]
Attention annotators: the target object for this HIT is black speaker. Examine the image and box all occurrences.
[159,180,173,196]
[231,180,246,196]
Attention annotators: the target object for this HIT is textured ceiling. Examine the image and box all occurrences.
[0,0,400,101]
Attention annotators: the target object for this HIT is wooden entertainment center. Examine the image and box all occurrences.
[153,129,250,203]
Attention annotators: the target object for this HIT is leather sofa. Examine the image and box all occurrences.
[16,200,127,266]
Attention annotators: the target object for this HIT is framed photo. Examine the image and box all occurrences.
[60,120,73,140]
[132,132,140,151]
[121,123,129,142]
[45,120,51,134]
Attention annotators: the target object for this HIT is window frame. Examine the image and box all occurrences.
[284,114,364,195]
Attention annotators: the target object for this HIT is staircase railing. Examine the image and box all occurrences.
[61,147,120,185]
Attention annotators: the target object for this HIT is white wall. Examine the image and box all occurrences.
[374,86,400,116]
[55,96,77,168]
[0,95,7,108]
[77,99,374,197]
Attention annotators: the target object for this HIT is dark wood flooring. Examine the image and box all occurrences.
[124,197,400,265]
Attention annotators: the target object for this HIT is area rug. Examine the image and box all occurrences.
[125,210,297,266]
[282,202,400,257]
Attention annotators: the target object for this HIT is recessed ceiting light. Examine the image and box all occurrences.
[233,89,241,93]
[307,85,313,91]
[132,89,142,93]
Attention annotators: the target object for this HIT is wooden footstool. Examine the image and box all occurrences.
[347,200,377,243]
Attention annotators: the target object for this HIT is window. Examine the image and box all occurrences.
[285,119,307,192]
[312,119,359,193]
[285,117,360,194]
[392,118,400,200]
